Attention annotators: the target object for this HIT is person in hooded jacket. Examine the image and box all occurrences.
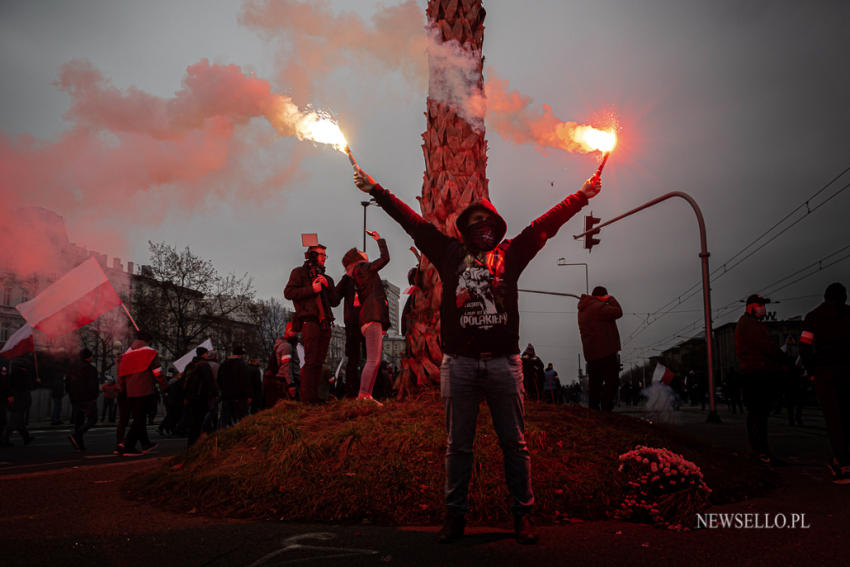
[800,282,850,483]
[341,230,390,405]
[577,286,623,411]
[352,160,602,545]
[520,344,544,401]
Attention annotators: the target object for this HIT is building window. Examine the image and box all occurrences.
[0,324,8,343]
[2,287,11,306]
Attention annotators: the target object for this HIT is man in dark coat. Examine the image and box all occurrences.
[0,364,11,446]
[3,356,35,446]
[183,347,218,446]
[284,244,340,403]
[734,294,786,464]
[66,348,99,451]
[246,357,263,413]
[578,286,623,411]
[353,160,602,545]
[218,345,250,427]
[800,282,850,483]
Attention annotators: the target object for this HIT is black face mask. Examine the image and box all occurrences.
[466,220,499,251]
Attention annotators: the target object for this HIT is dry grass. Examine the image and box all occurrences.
[127,395,773,525]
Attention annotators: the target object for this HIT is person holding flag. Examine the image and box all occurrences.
[116,331,166,456]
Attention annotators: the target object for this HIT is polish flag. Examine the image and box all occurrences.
[0,324,34,359]
[652,362,675,385]
[118,345,159,377]
[173,338,214,374]
[15,257,123,336]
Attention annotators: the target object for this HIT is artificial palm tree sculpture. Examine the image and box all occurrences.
[398,0,489,397]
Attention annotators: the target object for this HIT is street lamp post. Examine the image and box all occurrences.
[361,200,374,250]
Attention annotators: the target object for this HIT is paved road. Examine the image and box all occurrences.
[1,405,847,566]
[0,424,186,476]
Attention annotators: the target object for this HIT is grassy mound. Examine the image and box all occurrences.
[127,395,773,525]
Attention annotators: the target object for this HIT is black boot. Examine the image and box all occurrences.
[437,510,465,544]
[513,513,538,545]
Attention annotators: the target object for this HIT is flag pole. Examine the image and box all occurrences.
[121,303,140,332]
[32,343,41,384]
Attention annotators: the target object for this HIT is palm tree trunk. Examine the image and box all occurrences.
[399,0,488,397]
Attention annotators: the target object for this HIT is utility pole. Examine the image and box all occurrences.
[573,191,720,423]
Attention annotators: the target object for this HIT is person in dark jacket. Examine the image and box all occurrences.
[336,268,364,399]
[218,345,250,427]
[800,282,850,484]
[246,357,263,413]
[101,378,119,422]
[520,344,544,401]
[353,159,602,545]
[284,244,340,403]
[341,229,390,405]
[0,364,12,446]
[3,356,35,446]
[65,348,99,451]
[578,286,623,411]
[734,294,786,464]
[158,369,184,436]
[116,331,166,456]
[183,347,218,446]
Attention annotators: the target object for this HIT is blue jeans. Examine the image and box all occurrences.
[440,354,534,515]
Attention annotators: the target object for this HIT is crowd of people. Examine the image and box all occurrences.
[1,155,847,544]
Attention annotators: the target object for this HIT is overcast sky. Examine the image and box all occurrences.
[2,0,848,381]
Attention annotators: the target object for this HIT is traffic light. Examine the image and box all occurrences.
[584,213,601,251]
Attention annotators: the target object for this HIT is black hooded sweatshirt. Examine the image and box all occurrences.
[369,184,588,357]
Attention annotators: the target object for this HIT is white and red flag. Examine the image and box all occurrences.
[0,324,34,358]
[652,362,675,385]
[173,338,214,374]
[15,257,123,337]
[118,345,159,377]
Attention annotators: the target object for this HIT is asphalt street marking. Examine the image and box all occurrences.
[246,532,380,566]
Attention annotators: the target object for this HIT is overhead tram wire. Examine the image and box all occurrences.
[635,243,850,354]
[623,165,850,346]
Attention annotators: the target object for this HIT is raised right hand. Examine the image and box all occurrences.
[312,276,327,293]
[353,167,377,193]
[580,174,602,199]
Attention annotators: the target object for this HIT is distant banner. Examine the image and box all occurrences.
[173,338,214,373]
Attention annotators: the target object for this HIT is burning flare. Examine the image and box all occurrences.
[268,98,347,153]
[575,126,617,153]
